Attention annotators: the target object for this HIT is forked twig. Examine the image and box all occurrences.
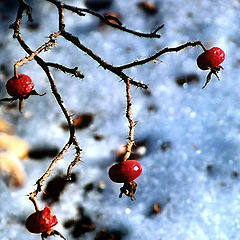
[47,0,163,39]
[14,32,60,78]
[11,0,81,199]
[8,0,209,207]
[46,62,84,79]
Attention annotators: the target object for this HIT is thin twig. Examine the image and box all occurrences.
[61,30,148,88]
[151,24,164,34]
[123,78,135,161]
[11,3,81,197]
[29,194,39,211]
[116,41,207,70]
[10,0,209,203]
[47,0,162,38]
[32,142,71,197]
[9,0,33,38]
[14,32,60,78]
[46,62,84,79]
[49,1,148,88]
[66,136,82,180]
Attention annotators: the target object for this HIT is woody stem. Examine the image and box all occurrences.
[29,195,39,211]
[123,78,135,161]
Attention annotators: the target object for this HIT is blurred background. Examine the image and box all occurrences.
[0,0,240,239]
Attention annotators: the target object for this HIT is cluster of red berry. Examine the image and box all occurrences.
[2,46,225,239]
[1,46,225,111]
[24,160,142,239]
[0,46,225,112]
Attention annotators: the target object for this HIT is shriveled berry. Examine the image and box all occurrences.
[103,11,121,25]
[108,160,142,183]
[25,206,58,234]
[137,1,158,15]
[197,47,225,70]
[6,74,34,99]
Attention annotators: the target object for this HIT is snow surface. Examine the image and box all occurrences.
[0,0,240,239]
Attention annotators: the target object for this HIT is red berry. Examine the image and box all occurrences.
[197,47,225,70]
[25,206,58,234]
[6,74,34,98]
[108,160,142,183]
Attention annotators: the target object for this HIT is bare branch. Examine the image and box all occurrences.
[46,0,149,88]
[151,24,164,34]
[14,32,60,78]
[66,136,82,180]
[31,142,71,198]
[123,78,135,161]
[46,62,84,79]
[9,0,209,205]
[47,0,162,38]
[11,4,81,197]
[60,30,148,88]
[116,41,207,70]
[9,0,33,38]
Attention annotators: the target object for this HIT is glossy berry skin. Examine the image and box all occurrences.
[6,74,34,98]
[108,160,142,183]
[25,206,58,234]
[197,47,225,70]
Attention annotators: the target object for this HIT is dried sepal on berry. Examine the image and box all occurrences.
[119,180,138,200]
[196,47,225,88]
[202,65,223,89]
[41,229,67,240]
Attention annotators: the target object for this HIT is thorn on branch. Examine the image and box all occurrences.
[44,33,59,51]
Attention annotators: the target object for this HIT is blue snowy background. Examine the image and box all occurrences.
[0,0,240,239]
